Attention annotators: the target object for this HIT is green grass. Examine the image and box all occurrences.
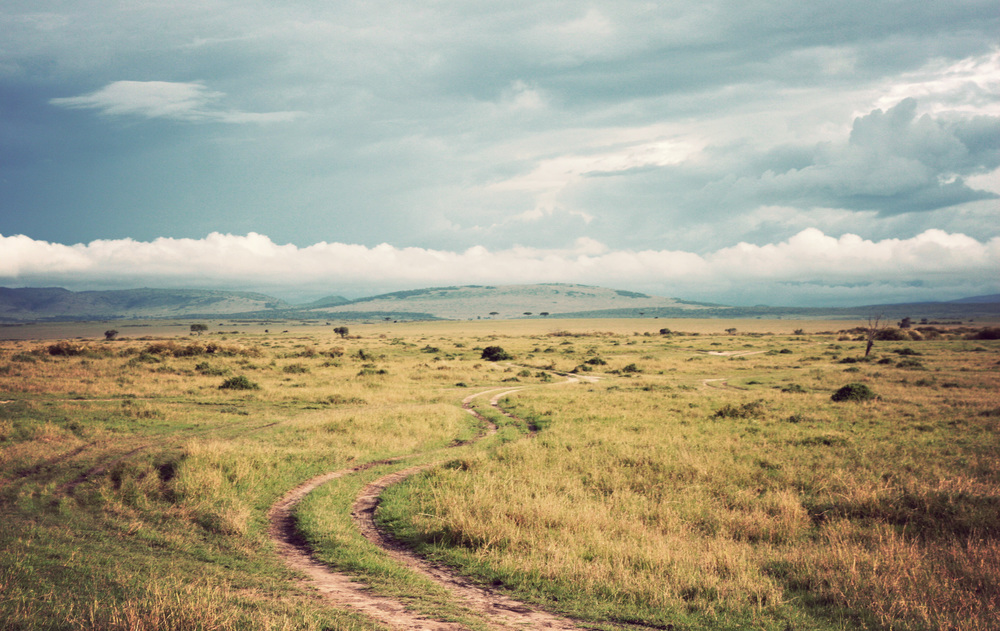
[1,322,998,630]
[378,334,1000,630]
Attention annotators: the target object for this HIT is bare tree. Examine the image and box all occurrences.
[864,314,884,357]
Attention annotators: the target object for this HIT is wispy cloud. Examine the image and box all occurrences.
[2,231,996,306]
[50,81,301,123]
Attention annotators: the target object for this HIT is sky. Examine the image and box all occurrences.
[1,1,998,306]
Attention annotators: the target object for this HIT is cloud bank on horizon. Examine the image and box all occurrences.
[2,230,997,306]
[1,1,998,306]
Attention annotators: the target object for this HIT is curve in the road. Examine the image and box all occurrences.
[268,378,589,630]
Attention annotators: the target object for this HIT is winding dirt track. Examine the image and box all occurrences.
[268,380,589,630]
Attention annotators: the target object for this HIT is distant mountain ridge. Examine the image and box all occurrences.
[1,284,998,322]
[0,287,294,321]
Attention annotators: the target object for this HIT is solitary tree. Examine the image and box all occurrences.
[864,314,884,357]
[540,312,549,317]
[489,311,499,318]
[104,329,119,340]
[190,323,208,335]
[333,326,349,338]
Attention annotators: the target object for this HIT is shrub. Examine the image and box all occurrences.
[969,327,1000,340]
[713,400,766,419]
[219,375,259,390]
[481,346,512,361]
[195,362,229,376]
[781,384,807,393]
[831,383,876,402]
[875,327,910,341]
[47,341,86,356]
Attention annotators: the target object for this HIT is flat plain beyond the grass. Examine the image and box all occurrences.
[1,318,998,630]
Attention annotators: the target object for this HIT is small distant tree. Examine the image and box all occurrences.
[540,312,550,317]
[899,317,913,329]
[104,329,119,340]
[190,323,208,335]
[864,314,884,357]
[725,328,737,335]
[523,312,532,316]
[333,326,349,338]
[489,311,499,318]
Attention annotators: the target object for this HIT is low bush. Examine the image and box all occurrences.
[713,400,766,419]
[481,346,512,361]
[219,375,259,390]
[47,341,87,356]
[875,327,911,341]
[968,327,1000,340]
[195,362,229,376]
[831,383,876,402]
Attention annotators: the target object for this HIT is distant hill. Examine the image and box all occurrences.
[947,294,1000,304]
[1,284,998,322]
[0,287,291,321]
[304,284,716,320]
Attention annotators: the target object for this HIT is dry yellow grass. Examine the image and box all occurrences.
[2,320,998,630]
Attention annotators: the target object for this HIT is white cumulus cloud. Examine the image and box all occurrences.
[1,230,997,306]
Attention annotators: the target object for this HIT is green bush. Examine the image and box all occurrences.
[831,383,876,402]
[195,362,229,376]
[713,400,766,419]
[219,375,259,390]
[481,346,512,361]
[875,327,911,341]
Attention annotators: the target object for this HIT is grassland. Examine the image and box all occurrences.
[1,319,997,630]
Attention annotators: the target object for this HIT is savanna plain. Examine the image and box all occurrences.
[1,318,998,630]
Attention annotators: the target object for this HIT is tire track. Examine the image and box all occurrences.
[269,377,590,630]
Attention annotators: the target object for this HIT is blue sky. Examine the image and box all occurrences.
[1,1,998,305]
